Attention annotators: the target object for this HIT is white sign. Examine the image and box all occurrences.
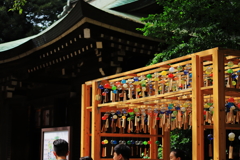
[42,127,70,160]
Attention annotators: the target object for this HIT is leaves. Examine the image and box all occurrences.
[0,0,66,43]
[157,129,192,159]
[138,0,240,64]
[9,0,27,14]
[171,129,191,149]
[157,144,163,159]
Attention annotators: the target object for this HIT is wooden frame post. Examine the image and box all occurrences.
[162,130,170,160]
[81,84,91,157]
[192,55,204,160]
[150,117,158,159]
[212,48,226,160]
[91,81,101,160]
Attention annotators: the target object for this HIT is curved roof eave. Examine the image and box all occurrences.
[0,0,162,64]
[0,35,36,52]
[0,14,68,52]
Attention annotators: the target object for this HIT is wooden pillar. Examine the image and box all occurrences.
[81,84,91,157]
[192,55,204,160]
[212,48,226,160]
[162,130,170,160]
[150,117,158,159]
[91,81,101,159]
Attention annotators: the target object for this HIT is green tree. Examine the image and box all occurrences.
[0,0,66,43]
[138,1,240,159]
[157,129,192,159]
[138,0,240,63]
[170,129,192,159]
[9,0,27,14]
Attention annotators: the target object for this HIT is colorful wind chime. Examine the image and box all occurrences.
[225,61,240,88]
[207,132,240,159]
[207,133,213,158]
[101,139,108,157]
[97,65,193,103]
[100,136,162,158]
[227,132,240,159]
[228,132,235,159]
[203,97,240,124]
[101,101,192,133]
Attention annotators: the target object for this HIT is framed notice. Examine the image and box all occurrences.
[41,126,71,160]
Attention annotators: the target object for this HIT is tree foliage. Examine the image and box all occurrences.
[9,0,27,14]
[0,0,66,43]
[170,129,192,159]
[138,1,240,158]
[138,0,240,64]
[158,129,192,159]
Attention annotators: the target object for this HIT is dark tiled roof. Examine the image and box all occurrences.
[0,0,160,63]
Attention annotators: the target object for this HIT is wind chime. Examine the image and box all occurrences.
[135,140,141,156]
[110,140,118,156]
[141,140,149,158]
[110,110,117,133]
[226,98,236,124]
[228,132,235,159]
[101,101,193,134]
[134,108,140,133]
[127,109,134,133]
[96,65,195,104]
[101,139,108,157]
[127,140,135,156]
[207,133,213,158]
[225,61,240,88]
[203,96,213,124]
[204,66,213,86]
[101,112,109,133]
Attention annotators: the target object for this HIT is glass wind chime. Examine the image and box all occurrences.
[203,97,240,124]
[226,61,240,88]
[100,138,160,158]
[207,132,240,159]
[97,65,193,103]
[101,101,192,134]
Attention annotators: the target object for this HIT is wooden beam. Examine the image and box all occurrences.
[196,47,219,57]
[219,48,240,56]
[80,84,85,157]
[127,74,137,77]
[81,84,91,157]
[85,55,193,84]
[91,81,101,160]
[99,133,163,138]
[204,124,240,130]
[97,88,192,107]
[162,130,170,160]
[191,55,204,160]
[212,49,226,160]
[150,114,158,159]
[201,87,240,97]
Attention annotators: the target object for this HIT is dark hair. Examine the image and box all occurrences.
[113,144,131,160]
[53,139,69,157]
[80,156,93,160]
[171,149,186,160]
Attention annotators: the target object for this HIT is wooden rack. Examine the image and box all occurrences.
[81,47,240,160]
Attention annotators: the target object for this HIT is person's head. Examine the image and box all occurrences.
[80,156,93,160]
[169,149,185,160]
[53,139,69,159]
[113,144,131,160]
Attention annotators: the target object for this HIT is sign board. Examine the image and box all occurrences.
[41,127,70,160]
